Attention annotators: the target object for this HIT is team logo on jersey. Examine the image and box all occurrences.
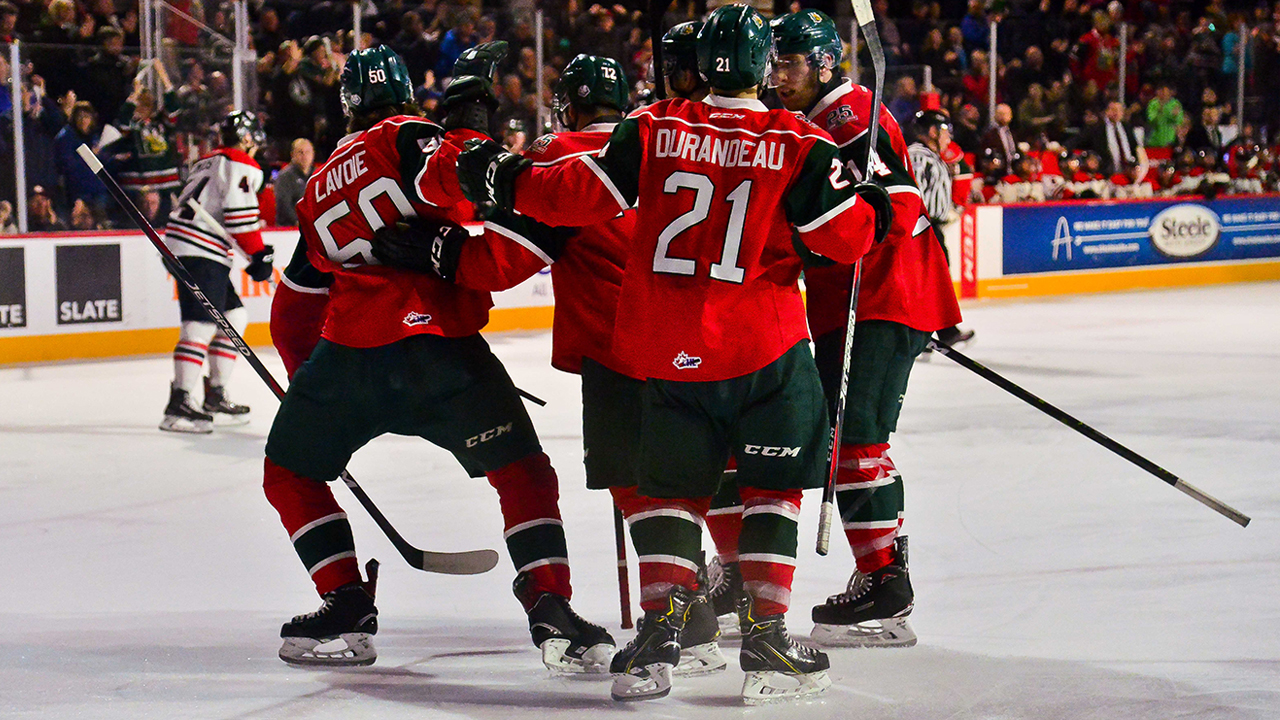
[826,105,854,128]
[529,134,555,154]
[673,351,701,370]
[403,311,433,326]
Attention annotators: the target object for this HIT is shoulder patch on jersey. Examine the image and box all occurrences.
[529,134,556,154]
[825,104,854,129]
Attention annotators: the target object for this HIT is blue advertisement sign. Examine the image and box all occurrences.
[1001,196,1280,275]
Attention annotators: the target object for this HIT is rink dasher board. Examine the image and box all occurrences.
[946,193,1280,299]
[0,224,553,364]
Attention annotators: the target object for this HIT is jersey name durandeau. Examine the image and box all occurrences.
[653,128,787,169]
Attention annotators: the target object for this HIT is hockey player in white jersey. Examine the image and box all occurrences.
[159,110,274,433]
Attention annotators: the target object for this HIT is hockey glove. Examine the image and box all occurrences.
[854,182,893,244]
[246,245,275,282]
[457,138,530,210]
[370,216,469,281]
[441,41,508,134]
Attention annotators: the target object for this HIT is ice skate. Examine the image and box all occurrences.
[738,595,832,705]
[515,572,615,674]
[610,588,691,701]
[675,593,727,677]
[202,377,250,426]
[279,560,379,667]
[811,536,917,648]
[935,326,975,349]
[159,384,213,434]
[705,557,743,635]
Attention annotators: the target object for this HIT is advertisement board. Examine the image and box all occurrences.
[0,246,25,328]
[1002,196,1280,275]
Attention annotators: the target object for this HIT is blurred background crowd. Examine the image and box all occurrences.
[0,0,1277,233]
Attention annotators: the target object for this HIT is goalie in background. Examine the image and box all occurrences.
[158,110,273,433]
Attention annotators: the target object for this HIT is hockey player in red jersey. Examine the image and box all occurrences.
[456,6,891,704]
[263,44,614,673]
[372,51,732,679]
[159,111,273,433]
[770,10,963,649]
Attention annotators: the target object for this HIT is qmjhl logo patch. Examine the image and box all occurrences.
[673,351,701,370]
[403,311,433,327]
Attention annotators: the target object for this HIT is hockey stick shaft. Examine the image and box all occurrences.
[929,339,1250,528]
[77,144,501,573]
[818,0,885,556]
[648,0,675,100]
[614,505,633,629]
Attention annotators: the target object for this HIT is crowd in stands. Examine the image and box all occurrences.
[0,0,1277,233]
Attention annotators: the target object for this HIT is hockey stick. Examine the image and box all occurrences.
[77,144,502,574]
[928,339,1250,528]
[187,197,548,410]
[648,0,676,100]
[817,0,885,556]
[613,505,633,629]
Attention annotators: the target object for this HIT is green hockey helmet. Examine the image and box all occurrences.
[696,5,774,92]
[771,9,843,71]
[662,21,703,77]
[553,54,629,126]
[340,45,414,117]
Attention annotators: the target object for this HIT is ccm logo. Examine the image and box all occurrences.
[743,445,801,457]
[466,422,514,447]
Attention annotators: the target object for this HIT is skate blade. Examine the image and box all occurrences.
[159,416,213,434]
[716,614,741,638]
[210,412,251,427]
[610,663,672,701]
[279,633,377,667]
[674,641,728,677]
[540,638,615,674]
[741,669,832,705]
[811,617,917,648]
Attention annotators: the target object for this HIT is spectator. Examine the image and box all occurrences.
[952,102,983,153]
[1072,10,1121,97]
[391,10,438,84]
[1145,81,1185,149]
[0,1,18,43]
[888,76,920,122]
[434,10,476,78]
[1004,45,1045,102]
[27,185,67,231]
[138,187,164,229]
[1086,100,1148,181]
[1014,83,1056,141]
[106,68,181,217]
[273,138,314,227]
[79,27,132,130]
[981,103,1018,168]
[69,198,105,230]
[1184,104,1227,153]
[1,74,68,209]
[54,100,108,213]
[254,6,287,55]
[960,0,990,51]
[0,200,15,233]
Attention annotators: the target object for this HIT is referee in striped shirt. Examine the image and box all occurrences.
[908,109,974,349]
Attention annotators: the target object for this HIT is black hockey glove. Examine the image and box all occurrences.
[246,245,274,282]
[370,216,469,281]
[457,138,531,210]
[854,182,894,244]
[441,41,508,134]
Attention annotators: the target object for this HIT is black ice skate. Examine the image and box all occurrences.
[738,595,832,705]
[810,536,917,648]
[705,557,743,634]
[515,572,615,674]
[675,592,728,677]
[202,377,250,425]
[279,560,379,667]
[610,588,691,701]
[935,326,975,348]
[159,384,213,434]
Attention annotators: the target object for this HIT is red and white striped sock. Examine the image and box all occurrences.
[738,487,802,617]
[836,442,904,574]
[612,486,710,612]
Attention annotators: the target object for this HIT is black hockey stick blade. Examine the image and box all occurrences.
[648,0,676,100]
[928,339,1250,528]
[77,144,509,569]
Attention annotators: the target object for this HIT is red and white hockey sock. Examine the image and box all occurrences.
[737,487,802,617]
[172,321,216,394]
[487,452,570,607]
[612,486,710,612]
[263,457,361,596]
[706,464,743,564]
[207,307,246,387]
[836,442,905,574]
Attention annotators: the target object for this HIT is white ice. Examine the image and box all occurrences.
[2,282,1277,719]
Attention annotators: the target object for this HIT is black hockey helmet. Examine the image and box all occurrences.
[219,110,265,148]
[911,109,952,140]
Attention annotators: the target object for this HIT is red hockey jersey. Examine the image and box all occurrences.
[801,80,961,339]
[454,124,640,378]
[295,117,490,348]
[511,95,876,382]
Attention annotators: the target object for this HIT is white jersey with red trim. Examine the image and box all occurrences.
[163,148,266,267]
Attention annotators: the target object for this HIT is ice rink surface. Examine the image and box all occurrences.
[2,281,1277,719]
